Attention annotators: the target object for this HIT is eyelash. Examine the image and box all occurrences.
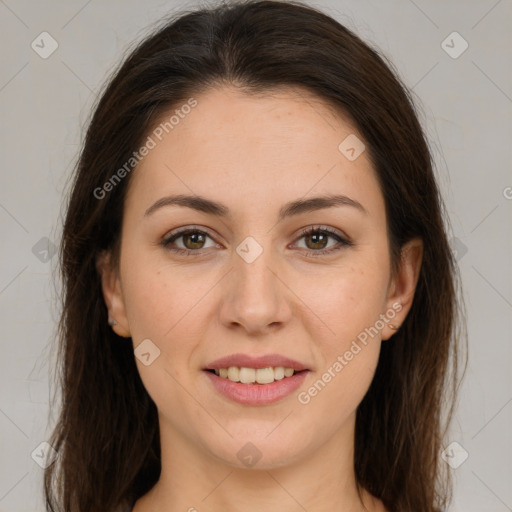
[161,225,353,257]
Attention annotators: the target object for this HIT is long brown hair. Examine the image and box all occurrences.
[45,1,467,511]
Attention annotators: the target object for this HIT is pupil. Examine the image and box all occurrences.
[186,232,204,249]
[309,233,327,249]
[182,231,329,251]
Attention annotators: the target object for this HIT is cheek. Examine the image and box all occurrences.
[123,267,174,338]
[294,269,385,424]
[121,259,205,414]
[293,258,388,394]
[121,239,200,338]
[121,252,220,379]
[297,260,389,342]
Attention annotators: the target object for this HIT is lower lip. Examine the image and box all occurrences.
[203,370,309,406]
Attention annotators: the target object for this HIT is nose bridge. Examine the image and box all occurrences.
[222,234,290,332]
[235,236,279,304]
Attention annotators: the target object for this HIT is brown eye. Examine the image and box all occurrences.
[181,231,207,250]
[295,226,353,256]
[304,231,329,250]
[162,228,217,254]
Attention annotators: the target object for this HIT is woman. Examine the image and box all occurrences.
[44,1,467,511]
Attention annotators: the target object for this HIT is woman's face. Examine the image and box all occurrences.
[100,85,420,469]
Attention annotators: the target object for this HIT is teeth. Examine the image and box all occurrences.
[227,366,239,382]
[274,366,285,380]
[239,367,256,384]
[212,366,297,384]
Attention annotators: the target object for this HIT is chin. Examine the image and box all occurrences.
[203,432,308,471]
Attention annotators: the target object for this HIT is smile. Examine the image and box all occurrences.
[209,366,296,384]
[203,368,309,405]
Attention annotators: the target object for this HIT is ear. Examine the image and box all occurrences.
[382,237,423,340]
[96,250,131,338]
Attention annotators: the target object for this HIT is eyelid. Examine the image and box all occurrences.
[163,224,215,239]
[161,225,220,250]
[295,225,352,244]
[162,224,350,242]
[161,224,353,256]
[291,225,353,255]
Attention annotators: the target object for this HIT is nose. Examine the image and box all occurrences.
[219,243,293,336]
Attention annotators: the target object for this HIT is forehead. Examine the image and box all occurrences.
[124,85,385,220]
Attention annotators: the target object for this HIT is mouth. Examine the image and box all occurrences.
[203,366,310,406]
[202,353,310,405]
[204,366,307,385]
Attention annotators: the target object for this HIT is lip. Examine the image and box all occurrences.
[204,369,310,406]
[204,353,310,371]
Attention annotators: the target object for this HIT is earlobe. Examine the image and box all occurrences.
[96,250,132,338]
[382,237,423,340]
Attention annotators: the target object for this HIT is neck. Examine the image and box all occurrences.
[133,411,383,512]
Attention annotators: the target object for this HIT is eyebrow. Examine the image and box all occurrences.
[144,193,368,220]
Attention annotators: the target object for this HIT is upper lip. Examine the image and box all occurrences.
[204,353,309,371]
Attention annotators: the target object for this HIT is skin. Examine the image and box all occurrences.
[97,85,423,512]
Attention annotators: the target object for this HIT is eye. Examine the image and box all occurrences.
[161,227,218,255]
[293,226,353,256]
[161,225,353,257]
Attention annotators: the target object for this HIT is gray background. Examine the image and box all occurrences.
[0,0,511,511]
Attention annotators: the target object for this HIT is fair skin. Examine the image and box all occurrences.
[97,85,422,512]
